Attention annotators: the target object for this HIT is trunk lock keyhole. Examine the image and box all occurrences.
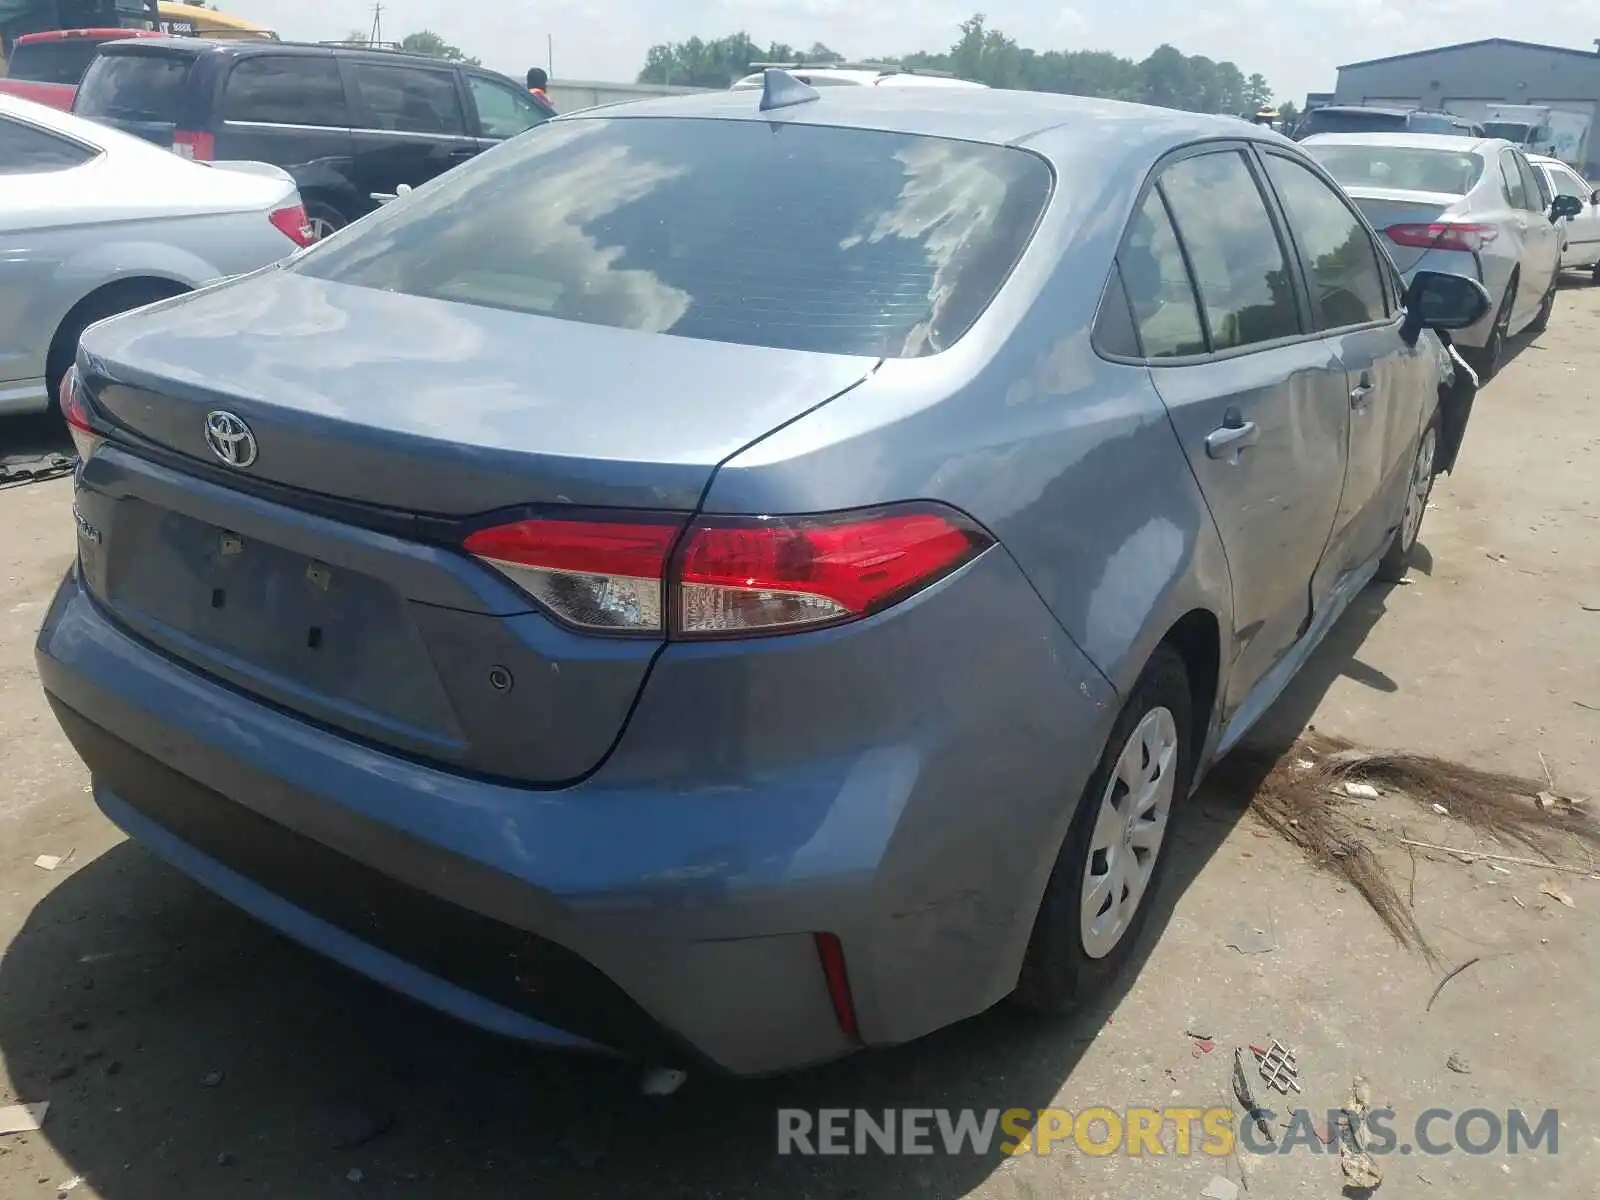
[488,666,514,693]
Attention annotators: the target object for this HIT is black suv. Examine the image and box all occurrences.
[73,38,555,236]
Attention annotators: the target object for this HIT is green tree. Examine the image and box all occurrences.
[400,30,480,66]
[1278,100,1301,128]
[634,14,1275,114]
[1244,72,1274,113]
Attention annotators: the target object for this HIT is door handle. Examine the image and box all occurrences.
[1205,417,1260,459]
[449,146,479,159]
[1350,381,1374,410]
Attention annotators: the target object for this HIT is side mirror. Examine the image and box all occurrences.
[1551,193,1585,220]
[1591,188,1599,206]
[1400,271,1493,346]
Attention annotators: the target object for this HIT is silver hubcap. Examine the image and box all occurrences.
[1400,425,1436,550]
[1080,706,1179,959]
[308,216,339,241]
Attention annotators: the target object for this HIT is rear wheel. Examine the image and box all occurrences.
[1013,645,1194,1013]
[1376,408,1441,583]
[45,280,188,414]
[1527,273,1558,334]
[304,200,347,241]
[1466,275,1517,382]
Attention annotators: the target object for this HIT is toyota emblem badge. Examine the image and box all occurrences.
[204,410,257,468]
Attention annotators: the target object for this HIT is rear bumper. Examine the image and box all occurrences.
[38,548,1117,1075]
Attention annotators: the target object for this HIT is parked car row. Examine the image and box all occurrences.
[1303,131,1588,378]
[2,37,556,419]
[36,75,1495,1077]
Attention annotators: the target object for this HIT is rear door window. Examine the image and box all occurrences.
[74,51,193,123]
[0,115,98,173]
[292,117,1052,358]
[222,55,348,126]
[1514,151,1550,208]
[1499,149,1531,209]
[1262,153,1389,328]
[1158,150,1302,351]
[1117,188,1207,358]
[347,63,465,135]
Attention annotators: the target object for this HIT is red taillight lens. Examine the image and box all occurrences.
[58,366,104,461]
[268,203,315,247]
[462,516,683,632]
[1385,222,1498,253]
[171,130,214,161]
[677,508,989,636]
[463,505,990,638]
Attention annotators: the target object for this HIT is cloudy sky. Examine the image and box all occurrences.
[243,0,1597,104]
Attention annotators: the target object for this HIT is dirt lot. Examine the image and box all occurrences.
[1,289,1596,1200]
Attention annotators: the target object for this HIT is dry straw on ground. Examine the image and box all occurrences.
[1207,732,1597,963]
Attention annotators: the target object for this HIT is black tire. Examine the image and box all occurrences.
[1591,261,1600,286]
[1013,644,1195,1013]
[1527,273,1558,334]
[304,200,347,242]
[1464,275,1516,382]
[45,281,187,413]
[1376,406,1442,583]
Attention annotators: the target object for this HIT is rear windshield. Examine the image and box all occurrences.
[1483,121,1535,142]
[1297,109,1407,137]
[1307,145,1485,196]
[7,39,106,84]
[294,117,1053,358]
[74,51,193,124]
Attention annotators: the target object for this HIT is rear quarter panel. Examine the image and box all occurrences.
[703,127,1235,724]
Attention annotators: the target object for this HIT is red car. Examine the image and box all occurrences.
[0,27,162,110]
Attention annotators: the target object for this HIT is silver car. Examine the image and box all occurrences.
[41,82,1491,1076]
[0,93,313,420]
[1303,132,1581,379]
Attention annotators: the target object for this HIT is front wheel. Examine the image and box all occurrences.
[1376,409,1441,583]
[1013,645,1194,1013]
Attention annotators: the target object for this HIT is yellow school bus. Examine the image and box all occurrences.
[156,1,275,39]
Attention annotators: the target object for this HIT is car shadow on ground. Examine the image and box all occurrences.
[0,583,1409,1200]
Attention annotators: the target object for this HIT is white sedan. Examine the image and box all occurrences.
[1529,153,1600,280]
[0,94,312,419]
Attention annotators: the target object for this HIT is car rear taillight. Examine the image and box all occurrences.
[58,366,104,461]
[268,203,315,247]
[171,130,214,161]
[462,504,991,639]
[677,508,990,636]
[462,516,684,632]
[1385,222,1498,253]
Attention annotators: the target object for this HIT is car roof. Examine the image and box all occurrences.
[13,27,163,43]
[1311,105,1415,117]
[1301,131,1498,152]
[91,35,465,68]
[731,67,986,90]
[559,85,1268,155]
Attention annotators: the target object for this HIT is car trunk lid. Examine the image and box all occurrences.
[1343,187,1468,274]
[73,273,876,783]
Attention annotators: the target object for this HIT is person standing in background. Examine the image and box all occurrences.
[527,67,549,101]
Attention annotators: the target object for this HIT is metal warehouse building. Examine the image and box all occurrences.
[1333,38,1600,176]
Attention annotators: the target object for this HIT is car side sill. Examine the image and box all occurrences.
[1215,552,1383,760]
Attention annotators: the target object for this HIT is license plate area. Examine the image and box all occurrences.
[105,499,457,736]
